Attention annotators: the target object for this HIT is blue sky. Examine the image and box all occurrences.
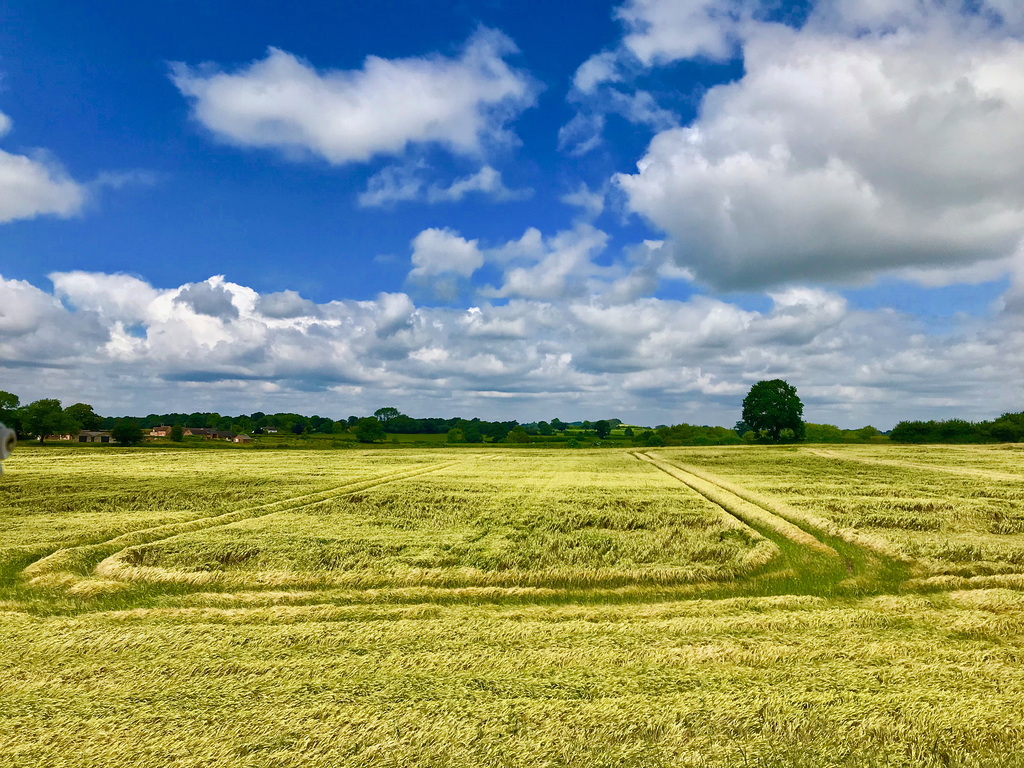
[1,0,1022,428]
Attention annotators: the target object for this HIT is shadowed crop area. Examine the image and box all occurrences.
[2,445,1024,767]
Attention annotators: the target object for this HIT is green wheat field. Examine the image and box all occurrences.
[3,444,1024,767]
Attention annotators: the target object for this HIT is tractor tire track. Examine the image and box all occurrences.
[637,451,914,595]
[656,453,904,563]
[21,461,460,591]
[635,452,839,558]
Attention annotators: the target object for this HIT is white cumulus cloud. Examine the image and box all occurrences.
[616,2,1024,289]
[0,112,86,224]
[359,164,531,207]
[426,166,532,203]
[484,224,611,301]
[616,0,751,65]
[171,28,537,164]
[409,227,484,279]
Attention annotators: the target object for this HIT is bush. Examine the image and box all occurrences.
[805,423,844,443]
[504,426,531,444]
[111,420,144,446]
[354,418,385,443]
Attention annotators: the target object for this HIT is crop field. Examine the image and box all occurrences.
[2,444,1024,767]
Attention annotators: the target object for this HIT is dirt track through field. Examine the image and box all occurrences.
[20,459,463,592]
[634,452,838,557]
[636,451,913,596]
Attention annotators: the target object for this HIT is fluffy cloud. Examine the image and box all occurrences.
[426,166,532,203]
[409,228,484,279]
[51,271,160,323]
[615,1,1024,289]
[615,0,751,65]
[561,86,676,155]
[359,164,531,207]
[256,290,321,319]
[404,222,690,304]
[483,224,612,300]
[174,280,240,319]
[811,0,1024,35]
[561,183,606,219]
[2,270,1020,428]
[0,276,107,365]
[171,29,537,164]
[0,112,86,224]
[357,163,427,207]
[561,0,745,153]
[572,52,624,95]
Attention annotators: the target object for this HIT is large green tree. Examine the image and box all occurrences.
[0,391,20,432]
[23,399,68,443]
[111,420,144,446]
[64,402,102,432]
[462,422,483,443]
[373,407,403,430]
[354,417,386,443]
[741,379,805,443]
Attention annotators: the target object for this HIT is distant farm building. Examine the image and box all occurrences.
[149,426,172,438]
[233,434,254,443]
[78,431,112,443]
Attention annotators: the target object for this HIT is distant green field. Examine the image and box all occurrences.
[2,444,1024,767]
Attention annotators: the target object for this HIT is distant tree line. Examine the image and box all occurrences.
[802,424,884,443]
[1,387,1021,447]
[890,413,1024,444]
[0,394,625,446]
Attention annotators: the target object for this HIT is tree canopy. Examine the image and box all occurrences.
[64,402,102,432]
[111,419,144,446]
[741,380,805,443]
[354,417,386,443]
[373,407,402,427]
[0,391,20,432]
[23,399,68,443]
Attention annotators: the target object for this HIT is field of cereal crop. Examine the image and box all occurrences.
[2,443,1024,767]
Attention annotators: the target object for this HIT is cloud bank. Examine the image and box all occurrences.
[0,268,1017,428]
